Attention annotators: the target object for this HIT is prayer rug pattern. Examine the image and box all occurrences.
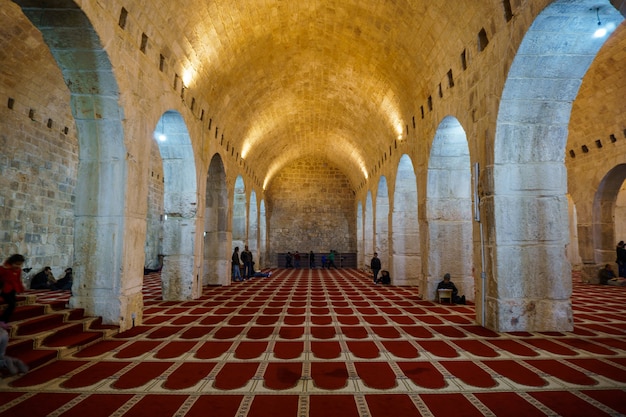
[1,269,626,417]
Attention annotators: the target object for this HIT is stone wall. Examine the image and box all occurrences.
[266,156,355,265]
[0,99,78,275]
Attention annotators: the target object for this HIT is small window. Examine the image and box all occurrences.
[478,28,489,52]
[503,0,513,22]
[118,8,128,29]
[140,33,148,53]
[159,54,165,72]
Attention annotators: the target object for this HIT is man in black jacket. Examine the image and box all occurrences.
[370,253,381,283]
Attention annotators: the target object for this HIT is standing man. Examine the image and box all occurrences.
[241,245,253,280]
[617,241,626,277]
[370,252,381,284]
[232,247,243,282]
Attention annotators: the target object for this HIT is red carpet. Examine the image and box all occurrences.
[2,268,626,417]
[112,361,171,389]
[163,362,216,390]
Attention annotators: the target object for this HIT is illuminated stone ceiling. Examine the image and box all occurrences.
[154,0,488,188]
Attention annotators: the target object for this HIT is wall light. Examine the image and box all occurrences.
[156,117,167,142]
[593,7,607,38]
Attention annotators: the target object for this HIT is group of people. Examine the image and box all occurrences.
[232,245,271,282]
[30,266,73,291]
[370,252,465,303]
[284,250,339,269]
[597,240,626,286]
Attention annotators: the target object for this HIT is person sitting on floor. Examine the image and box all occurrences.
[51,268,73,291]
[598,264,616,285]
[376,270,391,285]
[436,273,466,304]
[30,266,56,289]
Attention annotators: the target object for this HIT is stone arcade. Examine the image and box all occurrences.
[0,0,625,332]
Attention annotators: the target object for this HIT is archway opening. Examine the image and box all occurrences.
[426,117,473,301]
[153,110,199,300]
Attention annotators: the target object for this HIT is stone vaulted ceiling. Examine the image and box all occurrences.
[151,0,488,189]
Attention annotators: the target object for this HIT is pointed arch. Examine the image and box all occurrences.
[249,190,259,266]
[364,191,374,269]
[492,0,623,331]
[375,177,390,271]
[392,155,420,286]
[14,1,131,325]
[426,116,473,301]
[259,200,267,268]
[154,110,199,300]
[233,176,247,251]
[204,154,229,286]
[357,200,364,270]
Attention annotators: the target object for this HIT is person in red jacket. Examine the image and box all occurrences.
[0,254,26,324]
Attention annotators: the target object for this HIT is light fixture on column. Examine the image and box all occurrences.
[593,7,607,38]
[157,117,167,142]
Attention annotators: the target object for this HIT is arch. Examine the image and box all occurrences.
[392,154,420,286]
[426,117,473,301]
[593,165,626,266]
[357,200,364,270]
[364,191,374,270]
[492,0,623,331]
[259,200,267,268]
[204,154,229,286]
[249,190,259,267]
[375,177,390,271]
[154,110,199,299]
[615,183,626,255]
[14,1,131,325]
[232,176,247,251]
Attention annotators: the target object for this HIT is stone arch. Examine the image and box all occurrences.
[375,177,390,270]
[566,194,582,269]
[615,184,626,253]
[492,0,623,331]
[259,200,267,268]
[392,154,420,286]
[593,165,626,266]
[426,116,473,301]
[249,190,259,266]
[14,2,130,324]
[364,191,374,269]
[204,154,229,286]
[154,110,199,300]
[357,200,364,270]
[232,176,247,251]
